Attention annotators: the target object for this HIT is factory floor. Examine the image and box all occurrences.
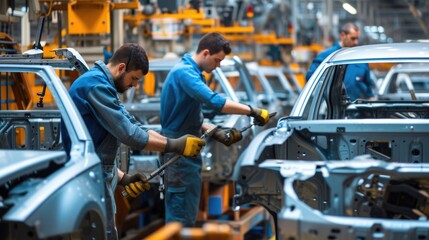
[116,183,275,240]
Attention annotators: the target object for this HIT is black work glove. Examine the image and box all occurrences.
[212,127,243,146]
[119,173,150,198]
[248,105,270,126]
[165,134,206,158]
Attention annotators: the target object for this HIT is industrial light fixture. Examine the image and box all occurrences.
[342,3,357,15]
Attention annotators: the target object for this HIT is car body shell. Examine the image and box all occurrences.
[0,49,108,239]
[246,62,301,115]
[233,42,429,237]
[378,62,429,100]
[276,158,429,239]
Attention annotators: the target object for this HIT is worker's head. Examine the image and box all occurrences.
[108,43,149,93]
[340,22,360,48]
[195,32,231,73]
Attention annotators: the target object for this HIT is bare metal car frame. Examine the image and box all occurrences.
[233,42,429,238]
[0,49,108,239]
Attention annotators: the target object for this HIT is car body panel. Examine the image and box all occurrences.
[246,62,300,115]
[378,63,429,100]
[218,56,281,130]
[273,159,429,239]
[233,42,429,236]
[0,49,107,239]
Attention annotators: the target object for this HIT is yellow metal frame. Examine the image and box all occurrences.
[253,33,294,45]
[39,0,139,10]
[111,0,138,10]
[67,1,111,34]
[123,8,208,28]
[198,24,254,34]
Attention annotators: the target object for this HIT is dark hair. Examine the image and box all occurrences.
[196,32,231,55]
[109,43,149,75]
[340,22,359,34]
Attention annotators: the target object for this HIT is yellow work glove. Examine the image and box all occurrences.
[212,127,243,146]
[248,105,270,126]
[119,173,150,198]
[166,134,206,158]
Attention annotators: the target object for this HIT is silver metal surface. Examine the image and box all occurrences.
[0,50,107,239]
[233,42,429,237]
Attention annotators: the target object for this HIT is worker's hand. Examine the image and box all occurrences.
[212,128,243,146]
[119,173,150,198]
[166,134,206,158]
[248,105,270,126]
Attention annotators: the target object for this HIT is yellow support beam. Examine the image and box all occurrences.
[192,18,216,27]
[123,8,207,25]
[253,33,294,45]
[198,25,254,34]
[111,0,138,10]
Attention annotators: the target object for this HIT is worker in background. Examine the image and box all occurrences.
[306,22,375,101]
[160,32,271,227]
[61,43,206,239]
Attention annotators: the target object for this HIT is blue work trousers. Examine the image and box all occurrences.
[160,152,202,227]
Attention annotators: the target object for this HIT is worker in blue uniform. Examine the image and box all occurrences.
[306,22,375,101]
[61,43,206,239]
[160,32,271,226]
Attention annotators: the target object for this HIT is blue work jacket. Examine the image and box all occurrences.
[160,54,226,138]
[62,60,150,165]
[306,42,374,101]
[306,42,342,81]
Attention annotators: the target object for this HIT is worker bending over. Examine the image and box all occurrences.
[62,43,205,239]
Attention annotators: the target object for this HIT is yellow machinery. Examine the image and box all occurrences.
[0,0,143,110]
[123,2,294,62]
[0,33,33,110]
[39,0,139,35]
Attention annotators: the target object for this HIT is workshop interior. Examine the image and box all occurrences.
[1,0,429,239]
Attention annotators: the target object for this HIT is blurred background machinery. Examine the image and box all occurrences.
[1,0,428,77]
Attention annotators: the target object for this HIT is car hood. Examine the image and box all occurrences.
[0,150,66,185]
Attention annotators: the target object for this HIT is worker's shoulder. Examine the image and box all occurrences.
[171,62,198,76]
[72,69,109,89]
[318,45,339,58]
[84,66,106,78]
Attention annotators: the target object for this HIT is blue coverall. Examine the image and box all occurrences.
[160,53,226,226]
[306,42,374,101]
[62,60,151,239]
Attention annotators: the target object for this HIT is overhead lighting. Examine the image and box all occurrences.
[342,3,357,15]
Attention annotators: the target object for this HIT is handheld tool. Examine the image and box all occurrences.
[121,125,219,198]
[240,112,277,133]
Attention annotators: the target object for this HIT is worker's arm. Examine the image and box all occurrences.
[118,168,125,180]
[142,129,168,152]
[87,84,204,157]
[220,99,270,126]
[363,63,376,100]
[144,130,206,158]
[87,84,150,149]
[220,99,251,115]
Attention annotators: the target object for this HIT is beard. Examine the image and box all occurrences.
[114,72,127,93]
[200,62,215,73]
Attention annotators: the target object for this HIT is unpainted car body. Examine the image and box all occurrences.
[378,62,429,100]
[233,42,429,236]
[275,157,429,239]
[217,56,282,130]
[246,62,301,115]
[0,49,108,239]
